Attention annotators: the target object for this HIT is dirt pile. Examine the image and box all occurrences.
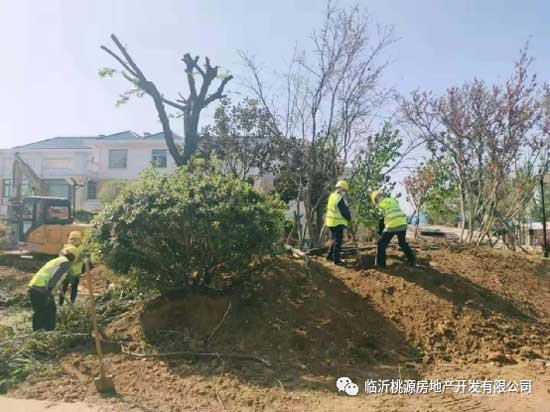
[6,240,550,411]
[348,241,550,364]
[105,241,549,369]
[107,256,418,373]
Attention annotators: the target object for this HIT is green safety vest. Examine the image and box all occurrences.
[325,192,348,227]
[28,256,69,288]
[378,198,407,230]
[61,244,84,277]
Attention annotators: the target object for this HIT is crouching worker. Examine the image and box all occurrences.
[28,245,79,331]
[325,180,352,266]
[59,231,84,306]
[371,191,415,268]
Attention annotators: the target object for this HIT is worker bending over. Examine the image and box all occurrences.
[59,231,84,306]
[371,191,415,268]
[325,180,352,265]
[28,246,79,331]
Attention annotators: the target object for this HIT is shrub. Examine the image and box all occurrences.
[89,162,286,293]
[0,221,11,250]
[74,209,96,223]
[98,180,130,205]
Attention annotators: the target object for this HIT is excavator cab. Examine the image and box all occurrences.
[6,154,89,256]
[18,196,73,237]
[9,196,87,256]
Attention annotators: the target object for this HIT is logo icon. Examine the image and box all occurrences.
[336,377,360,396]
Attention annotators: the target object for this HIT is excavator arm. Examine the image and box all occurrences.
[12,153,48,198]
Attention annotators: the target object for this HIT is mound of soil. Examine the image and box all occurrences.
[8,240,550,411]
[107,259,418,380]
[106,241,549,370]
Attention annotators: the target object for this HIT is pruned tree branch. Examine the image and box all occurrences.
[101,34,233,166]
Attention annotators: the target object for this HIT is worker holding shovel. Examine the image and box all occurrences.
[371,191,416,268]
[325,180,352,266]
[59,231,85,306]
[28,246,80,331]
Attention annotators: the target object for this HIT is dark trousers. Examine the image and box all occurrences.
[29,288,56,331]
[326,225,345,263]
[59,276,80,305]
[377,230,415,268]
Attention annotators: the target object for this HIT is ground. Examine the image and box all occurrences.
[1,236,549,411]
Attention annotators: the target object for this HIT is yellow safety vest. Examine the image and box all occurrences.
[29,256,69,288]
[61,244,84,277]
[325,192,348,227]
[378,198,407,229]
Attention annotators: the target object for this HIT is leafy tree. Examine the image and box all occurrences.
[404,162,437,237]
[401,46,550,244]
[98,180,129,205]
[349,124,403,233]
[200,98,277,180]
[89,161,285,293]
[422,159,461,226]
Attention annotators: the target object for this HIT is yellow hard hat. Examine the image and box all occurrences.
[371,190,383,204]
[62,245,80,259]
[68,231,82,240]
[335,180,349,191]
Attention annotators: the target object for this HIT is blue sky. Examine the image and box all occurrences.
[1,0,548,151]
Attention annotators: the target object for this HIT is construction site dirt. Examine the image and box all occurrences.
[1,237,549,412]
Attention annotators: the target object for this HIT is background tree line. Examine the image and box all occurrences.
[100,1,550,251]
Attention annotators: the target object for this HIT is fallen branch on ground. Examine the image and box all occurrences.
[205,300,232,348]
[121,345,272,367]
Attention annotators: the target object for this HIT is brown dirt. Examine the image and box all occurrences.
[0,397,102,412]
[5,239,550,411]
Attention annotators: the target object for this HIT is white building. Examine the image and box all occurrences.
[0,130,276,217]
[0,130,184,216]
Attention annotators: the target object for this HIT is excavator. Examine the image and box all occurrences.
[7,153,89,256]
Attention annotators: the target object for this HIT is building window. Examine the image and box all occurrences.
[2,179,32,200]
[109,149,128,169]
[152,149,168,168]
[87,181,97,200]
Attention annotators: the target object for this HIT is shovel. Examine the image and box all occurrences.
[349,223,371,268]
[85,259,116,393]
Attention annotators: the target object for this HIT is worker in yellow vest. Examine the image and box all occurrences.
[371,191,415,268]
[59,231,85,306]
[325,180,352,265]
[28,246,79,331]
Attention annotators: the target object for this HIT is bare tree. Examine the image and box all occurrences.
[101,34,233,166]
[401,46,550,245]
[240,2,396,246]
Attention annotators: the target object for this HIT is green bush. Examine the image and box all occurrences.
[89,162,286,293]
[98,180,130,205]
[0,221,11,250]
[74,209,96,223]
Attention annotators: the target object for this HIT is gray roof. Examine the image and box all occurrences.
[12,130,182,150]
[143,131,183,141]
[13,137,94,150]
[96,130,141,140]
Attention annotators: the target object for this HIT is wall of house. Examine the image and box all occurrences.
[94,141,177,180]
[0,139,281,218]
